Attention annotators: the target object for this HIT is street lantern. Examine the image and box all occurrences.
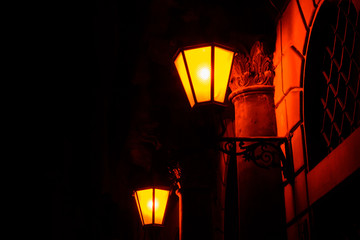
[172,41,293,240]
[134,187,170,226]
[174,43,235,107]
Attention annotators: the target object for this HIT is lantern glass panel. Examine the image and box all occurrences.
[184,46,212,103]
[174,52,195,107]
[135,189,153,225]
[214,46,234,103]
[134,193,144,225]
[154,189,170,224]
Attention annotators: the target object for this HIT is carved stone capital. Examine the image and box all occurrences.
[228,41,275,95]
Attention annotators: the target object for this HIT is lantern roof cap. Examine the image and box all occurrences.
[173,42,236,60]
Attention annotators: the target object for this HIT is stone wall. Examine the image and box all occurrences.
[274,0,360,239]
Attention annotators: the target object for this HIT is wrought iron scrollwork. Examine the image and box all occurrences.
[219,137,294,181]
[239,141,282,168]
[169,162,182,192]
[220,140,237,156]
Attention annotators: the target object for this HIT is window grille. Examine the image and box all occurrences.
[304,0,360,169]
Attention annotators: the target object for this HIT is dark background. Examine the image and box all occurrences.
[35,0,289,239]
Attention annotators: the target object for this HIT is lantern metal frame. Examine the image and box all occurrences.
[173,42,236,108]
[133,186,171,227]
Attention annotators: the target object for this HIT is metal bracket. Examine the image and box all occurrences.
[219,137,294,181]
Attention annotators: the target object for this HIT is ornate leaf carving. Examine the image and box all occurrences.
[229,41,275,91]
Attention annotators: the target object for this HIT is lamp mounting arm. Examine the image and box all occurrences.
[219,137,294,182]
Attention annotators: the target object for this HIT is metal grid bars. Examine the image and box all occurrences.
[305,0,360,169]
[320,0,359,152]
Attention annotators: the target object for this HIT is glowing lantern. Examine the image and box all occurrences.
[134,187,170,226]
[174,43,235,107]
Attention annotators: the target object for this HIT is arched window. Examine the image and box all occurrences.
[304,0,359,169]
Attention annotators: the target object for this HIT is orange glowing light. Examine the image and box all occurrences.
[147,199,159,210]
[198,67,211,82]
[174,44,235,107]
[134,188,170,226]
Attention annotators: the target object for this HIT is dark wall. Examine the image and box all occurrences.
[39,0,283,239]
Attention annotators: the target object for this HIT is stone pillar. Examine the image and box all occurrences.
[230,85,276,137]
[228,42,285,240]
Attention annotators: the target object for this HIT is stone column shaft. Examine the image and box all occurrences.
[229,42,285,240]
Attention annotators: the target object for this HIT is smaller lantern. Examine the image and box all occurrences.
[134,187,170,226]
[174,43,235,107]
